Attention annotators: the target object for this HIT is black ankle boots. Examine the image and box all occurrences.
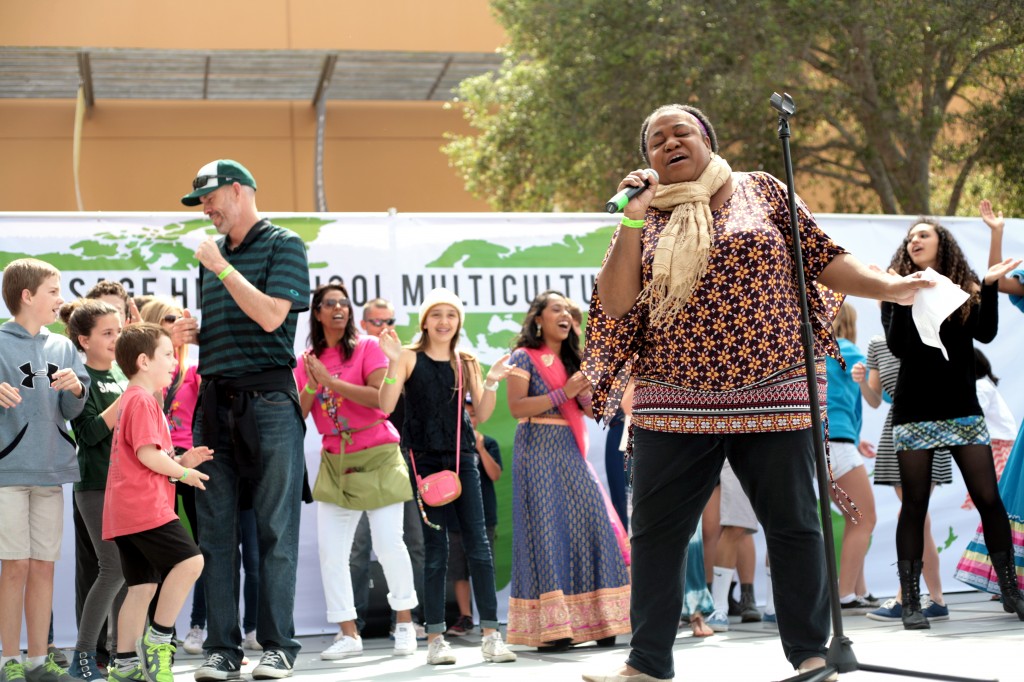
[897,559,930,630]
[989,550,1024,621]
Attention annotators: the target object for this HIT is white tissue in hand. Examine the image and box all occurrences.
[911,267,969,361]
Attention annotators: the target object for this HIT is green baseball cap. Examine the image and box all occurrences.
[181,159,257,206]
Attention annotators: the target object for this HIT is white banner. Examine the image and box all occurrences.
[1,209,1022,643]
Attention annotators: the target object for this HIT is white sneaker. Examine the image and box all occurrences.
[426,636,456,665]
[183,626,205,655]
[392,622,417,656]
[481,631,516,663]
[243,631,262,652]
[321,634,362,660]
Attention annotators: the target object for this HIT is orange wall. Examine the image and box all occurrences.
[0,99,492,213]
[0,0,506,52]
[0,1,507,213]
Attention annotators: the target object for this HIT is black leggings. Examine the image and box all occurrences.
[896,444,1011,561]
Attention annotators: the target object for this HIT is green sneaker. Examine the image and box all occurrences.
[1,660,26,682]
[135,634,175,682]
[106,666,145,682]
[25,655,70,682]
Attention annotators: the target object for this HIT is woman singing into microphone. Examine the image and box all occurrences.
[581,103,932,682]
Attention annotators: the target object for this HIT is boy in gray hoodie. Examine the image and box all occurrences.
[1,258,90,682]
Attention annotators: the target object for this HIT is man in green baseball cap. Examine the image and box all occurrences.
[174,157,310,681]
[180,159,257,207]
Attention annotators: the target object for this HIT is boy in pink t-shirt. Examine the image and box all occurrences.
[102,325,212,682]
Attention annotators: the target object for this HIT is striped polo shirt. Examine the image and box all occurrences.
[197,219,310,379]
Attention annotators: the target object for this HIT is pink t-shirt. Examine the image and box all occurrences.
[102,384,178,540]
[295,337,399,454]
[166,364,200,450]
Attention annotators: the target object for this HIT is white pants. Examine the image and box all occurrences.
[317,500,418,623]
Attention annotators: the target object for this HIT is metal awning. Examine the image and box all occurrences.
[0,46,505,103]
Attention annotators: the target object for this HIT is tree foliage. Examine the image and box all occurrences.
[444,0,1024,215]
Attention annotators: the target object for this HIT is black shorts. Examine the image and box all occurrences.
[114,520,201,586]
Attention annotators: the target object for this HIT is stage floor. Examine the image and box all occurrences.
[165,591,1021,681]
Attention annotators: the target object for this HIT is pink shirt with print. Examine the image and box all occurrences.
[295,336,400,454]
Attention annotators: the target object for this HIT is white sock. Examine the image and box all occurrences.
[26,656,46,668]
[764,566,776,616]
[1,656,21,667]
[711,566,734,613]
[840,593,857,604]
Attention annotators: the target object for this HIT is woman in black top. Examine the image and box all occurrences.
[883,217,1024,629]
[378,288,516,666]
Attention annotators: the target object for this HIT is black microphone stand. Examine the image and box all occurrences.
[769,92,996,682]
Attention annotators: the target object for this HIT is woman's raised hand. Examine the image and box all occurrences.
[981,199,1005,233]
[984,257,1023,285]
[378,328,402,362]
[484,353,513,384]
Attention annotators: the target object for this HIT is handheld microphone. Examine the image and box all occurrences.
[604,169,659,214]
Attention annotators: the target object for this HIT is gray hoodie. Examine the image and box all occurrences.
[0,321,90,486]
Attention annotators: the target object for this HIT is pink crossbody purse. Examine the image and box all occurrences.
[409,358,463,507]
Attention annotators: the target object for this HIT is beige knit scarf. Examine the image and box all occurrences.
[641,153,733,324]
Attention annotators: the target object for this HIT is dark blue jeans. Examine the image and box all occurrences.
[626,427,829,679]
[193,390,305,664]
[239,507,260,634]
[415,451,498,634]
[604,411,628,531]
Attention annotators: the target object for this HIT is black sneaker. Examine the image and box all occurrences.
[193,653,240,681]
[445,615,474,637]
[840,597,874,615]
[252,650,292,680]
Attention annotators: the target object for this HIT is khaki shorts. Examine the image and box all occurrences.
[720,459,758,533]
[0,485,64,561]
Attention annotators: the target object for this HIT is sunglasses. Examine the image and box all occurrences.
[364,318,396,327]
[162,314,182,324]
[318,298,351,310]
[192,175,238,190]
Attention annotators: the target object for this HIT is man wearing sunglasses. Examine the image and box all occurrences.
[176,160,310,681]
[359,298,397,337]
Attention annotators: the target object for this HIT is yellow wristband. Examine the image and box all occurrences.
[620,217,645,229]
[383,376,397,385]
[217,264,236,281]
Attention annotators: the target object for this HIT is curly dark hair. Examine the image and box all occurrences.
[639,104,718,165]
[511,290,581,375]
[888,217,979,323]
[308,283,359,360]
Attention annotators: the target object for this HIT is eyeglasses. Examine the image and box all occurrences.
[364,318,396,327]
[162,314,181,324]
[192,175,238,190]
[317,298,350,310]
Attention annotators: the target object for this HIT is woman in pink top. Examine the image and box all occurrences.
[296,283,419,660]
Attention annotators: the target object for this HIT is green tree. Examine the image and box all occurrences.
[444,0,1024,216]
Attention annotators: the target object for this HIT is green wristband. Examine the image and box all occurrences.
[620,217,645,229]
[383,376,397,385]
[217,264,236,281]
[303,383,317,395]
[180,468,189,480]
